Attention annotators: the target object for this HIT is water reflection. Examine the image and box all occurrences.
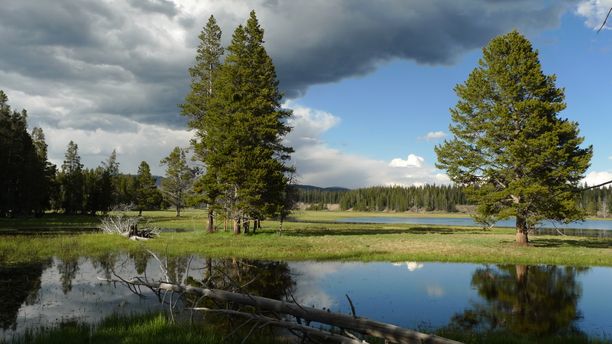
[1,256,611,341]
[449,265,586,337]
[0,260,49,330]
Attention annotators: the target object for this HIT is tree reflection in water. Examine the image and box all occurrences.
[448,265,587,338]
[0,260,50,330]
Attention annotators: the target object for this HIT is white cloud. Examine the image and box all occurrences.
[389,154,425,168]
[423,131,447,141]
[285,100,340,143]
[583,171,612,186]
[392,262,424,272]
[576,0,612,29]
[46,121,193,176]
[285,103,450,188]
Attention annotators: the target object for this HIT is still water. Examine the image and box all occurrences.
[338,216,612,231]
[1,254,611,340]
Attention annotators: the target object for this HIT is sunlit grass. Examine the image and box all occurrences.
[0,209,610,266]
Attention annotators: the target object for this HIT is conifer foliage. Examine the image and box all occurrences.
[160,147,195,217]
[0,91,55,217]
[435,31,592,244]
[183,11,294,233]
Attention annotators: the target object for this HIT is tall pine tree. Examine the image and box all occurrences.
[182,15,224,232]
[59,141,84,214]
[187,11,294,234]
[435,31,592,244]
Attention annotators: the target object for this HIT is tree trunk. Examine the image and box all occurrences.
[206,210,214,233]
[128,281,462,344]
[515,216,529,245]
[176,205,180,217]
[233,219,240,234]
[224,218,227,232]
[138,209,142,216]
[515,264,528,283]
[243,219,250,234]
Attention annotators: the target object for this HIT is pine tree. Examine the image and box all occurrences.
[160,147,194,217]
[435,31,592,244]
[60,141,84,214]
[194,11,294,234]
[135,161,162,216]
[182,15,224,125]
[99,150,119,213]
[30,127,56,215]
[182,15,224,232]
[0,91,55,217]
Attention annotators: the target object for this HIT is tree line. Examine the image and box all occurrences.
[296,185,470,212]
[0,92,197,217]
[0,91,55,217]
[297,184,612,216]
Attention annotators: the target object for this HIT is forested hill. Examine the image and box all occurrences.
[295,184,468,212]
[294,185,349,205]
[295,184,612,215]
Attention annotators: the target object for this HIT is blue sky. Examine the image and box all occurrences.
[1,0,611,188]
[289,10,612,186]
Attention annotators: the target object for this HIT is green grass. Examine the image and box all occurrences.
[3,312,285,344]
[0,210,610,266]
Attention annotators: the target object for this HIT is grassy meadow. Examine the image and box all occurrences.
[0,209,610,266]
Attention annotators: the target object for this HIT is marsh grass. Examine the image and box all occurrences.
[3,312,285,344]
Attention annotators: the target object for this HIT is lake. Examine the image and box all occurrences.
[338,216,612,233]
[1,254,611,341]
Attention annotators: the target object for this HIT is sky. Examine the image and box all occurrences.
[1,0,612,188]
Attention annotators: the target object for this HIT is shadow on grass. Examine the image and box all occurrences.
[531,238,611,249]
[281,226,481,237]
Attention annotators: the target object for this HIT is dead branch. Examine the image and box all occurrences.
[99,213,159,240]
[598,7,612,33]
[100,277,461,344]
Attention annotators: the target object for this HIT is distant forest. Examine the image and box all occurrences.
[296,185,612,216]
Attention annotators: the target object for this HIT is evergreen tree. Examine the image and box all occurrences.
[30,127,56,215]
[435,31,592,244]
[182,15,224,232]
[0,91,54,217]
[193,11,294,234]
[135,161,162,216]
[59,141,84,214]
[182,15,224,125]
[160,147,194,217]
[99,150,119,213]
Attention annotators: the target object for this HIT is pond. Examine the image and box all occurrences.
[1,254,611,341]
[338,216,612,234]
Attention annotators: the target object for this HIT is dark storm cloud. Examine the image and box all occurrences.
[243,0,577,97]
[0,0,578,130]
[127,0,178,17]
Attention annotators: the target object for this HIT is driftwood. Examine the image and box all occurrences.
[100,276,461,344]
[99,214,159,240]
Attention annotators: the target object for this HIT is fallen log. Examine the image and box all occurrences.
[105,278,461,344]
[191,307,367,344]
